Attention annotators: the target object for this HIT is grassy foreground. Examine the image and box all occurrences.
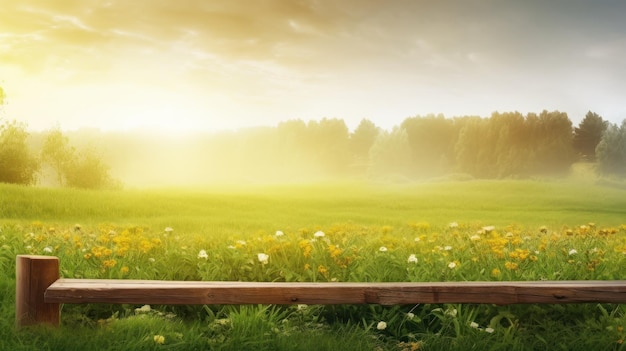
[1,180,626,350]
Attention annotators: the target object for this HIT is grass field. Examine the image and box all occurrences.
[1,179,626,350]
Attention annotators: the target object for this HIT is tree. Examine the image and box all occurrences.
[0,120,39,185]
[401,115,457,178]
[596,120,626,176]
[64,146,116,189]
[41,128,75,186]
[573,111,608,161]
[368,127,412,180]
[349,119,380,169]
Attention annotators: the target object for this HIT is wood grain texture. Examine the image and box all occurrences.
[16,255,60,327]
[45,279,626,305]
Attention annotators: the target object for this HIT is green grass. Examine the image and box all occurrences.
[1,179,626,350]
[2,179,626,231]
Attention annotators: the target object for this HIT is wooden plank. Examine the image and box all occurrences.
[16,255,60,327]
[45,279,626,305]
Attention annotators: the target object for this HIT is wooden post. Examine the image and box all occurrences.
[16,255,60,328]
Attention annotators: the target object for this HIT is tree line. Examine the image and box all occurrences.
[1,86,626,188]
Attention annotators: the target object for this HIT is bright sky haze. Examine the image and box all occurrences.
[1,0,626,132]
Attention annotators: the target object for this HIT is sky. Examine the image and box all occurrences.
[1,0,626,133]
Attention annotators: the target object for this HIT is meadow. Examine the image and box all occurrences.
[1,179,626,350]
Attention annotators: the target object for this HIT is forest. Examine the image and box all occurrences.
[1,104,626,188]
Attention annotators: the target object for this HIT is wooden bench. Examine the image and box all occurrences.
[16,255,626,327]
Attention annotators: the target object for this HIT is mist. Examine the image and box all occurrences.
[25,111,618,189]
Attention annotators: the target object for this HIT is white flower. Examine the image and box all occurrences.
[470,234,481,241]
[164,227,174,233]
[449,222,459,228]
[376,321,387,330]
[470,322,479,329]
[379,246,388,252]
[482,225,495,232]
[314,231,325,238]
[445,308,457,317]
[448,261,457,269]
[275,230,284,236]
[198,249,208,259]
[43,246,53,253]
[407,254,418,263]
[236,240,247,246]
[227,245,236,249]
[568,249,578,256]
[484,327,495,333]
[257,253,269,264]
[444,245,452,251]
[414,237,421,242]
[406,312,415,319]
[135,305,151,313]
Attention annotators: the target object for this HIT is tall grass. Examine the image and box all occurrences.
[1,180,626,350]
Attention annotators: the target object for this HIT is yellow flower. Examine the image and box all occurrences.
[103,259,117,269]
[153,335,165,344]
[120,266,129,274]
[491,268,501,277]
[317,265,329,277]
[328,244,342,258]
[504,261,518,270]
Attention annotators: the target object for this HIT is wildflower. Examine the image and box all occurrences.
[414,237,421,242]
[449,222,459,228]
[448,261,457,269]
[153,335,165,344]
[483,226,495,232]
[379,246,388,252]
[103,259,117,268]
[136,305,151,313]
[484,327,495,333]
[568,249,578,256]
[406,312,415,319]
[445,308,457,317]
[444,245,452,251]
[317,265,328,276]
[120,266,129,274]
[164,227,174,233]
[198,249,208,259]
[491,268,501,277]
[470,322,479,329]
[504,261,518,270]
[470,234,481,241]
[257,253,269,264]
[407,254,418,263]
[43,246,53,253]
[314,231,325,238]
[275,230,284,236]
[376,321,387,330]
